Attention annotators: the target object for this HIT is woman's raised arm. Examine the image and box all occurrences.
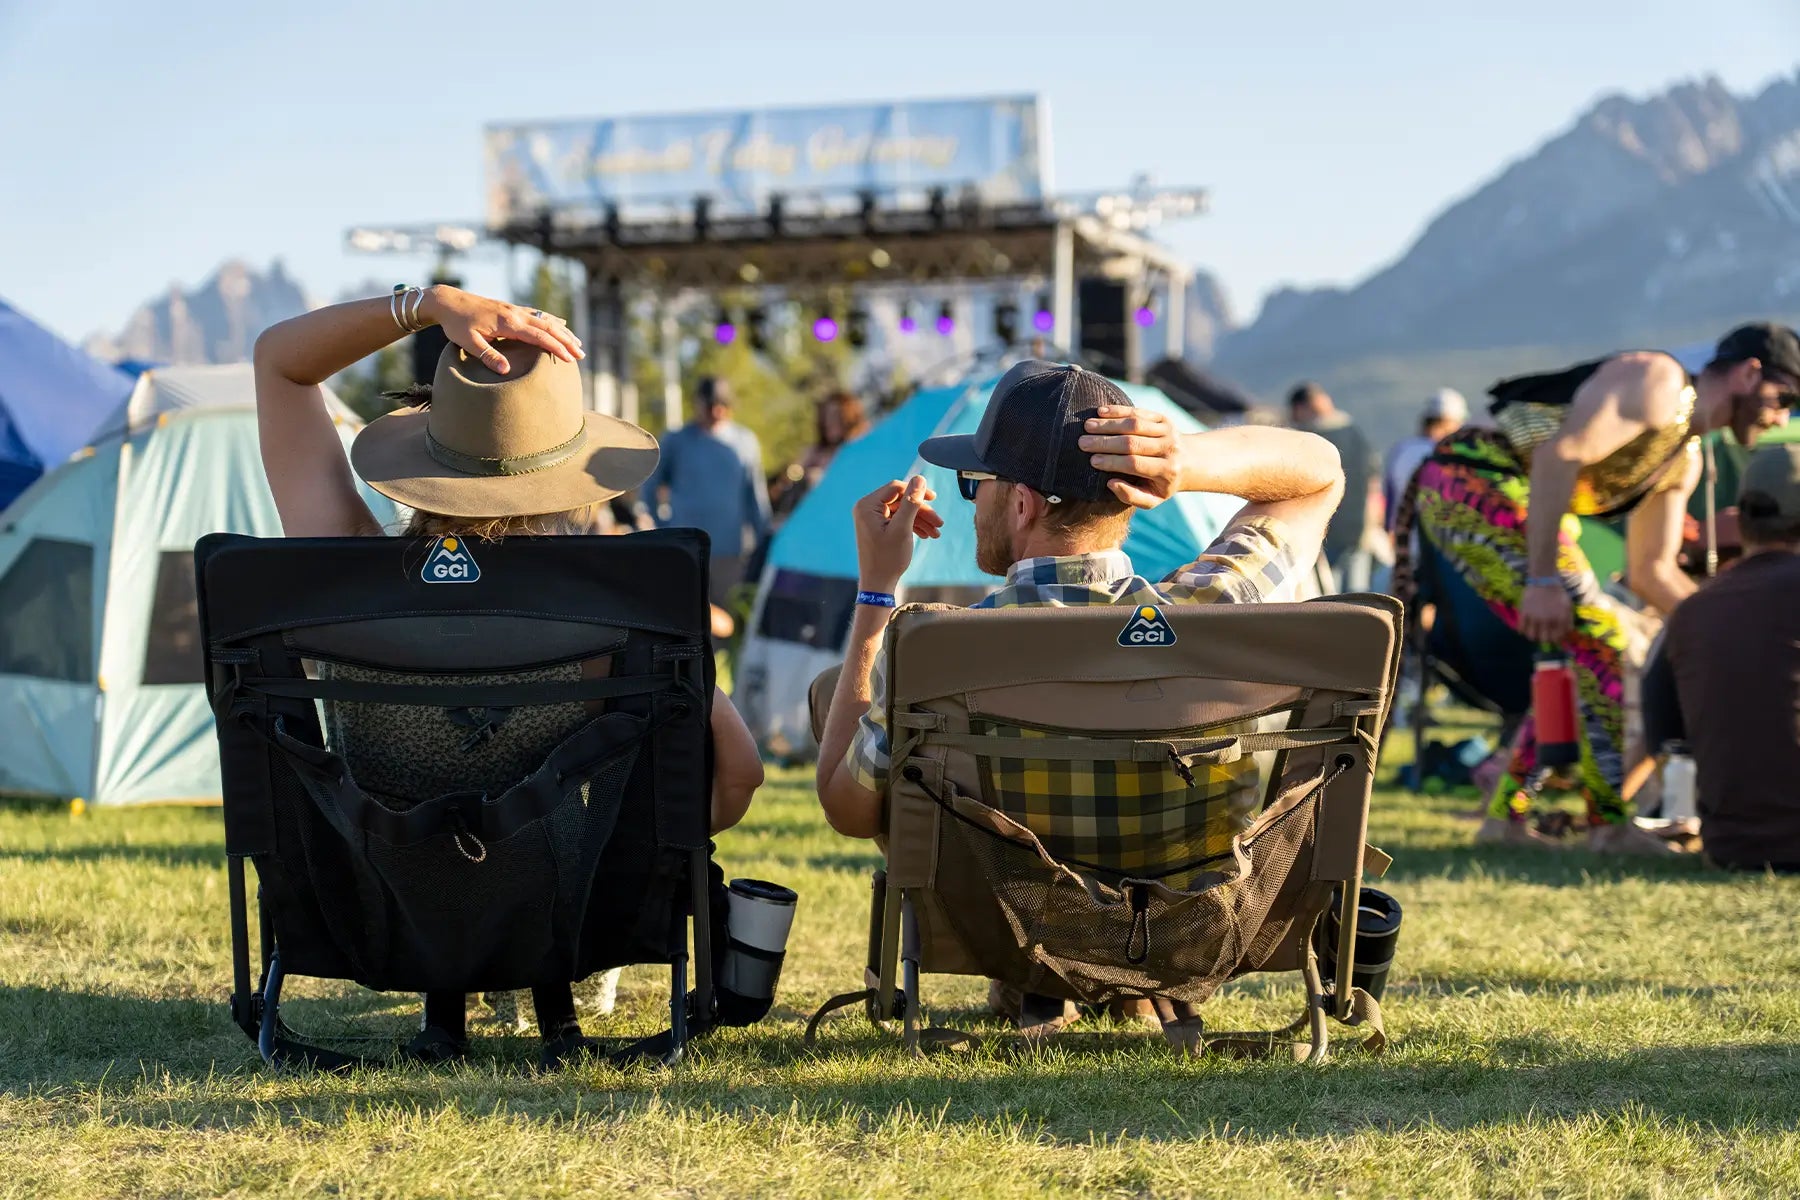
[252,285,584,538]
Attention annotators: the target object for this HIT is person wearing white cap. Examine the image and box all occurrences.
[1382,389,1468,534]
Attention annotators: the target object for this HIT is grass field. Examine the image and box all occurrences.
[3,757,1799,1199]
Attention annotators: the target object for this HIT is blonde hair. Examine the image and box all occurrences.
[403,502,612,541]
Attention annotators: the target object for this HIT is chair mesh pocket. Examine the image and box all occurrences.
[267,738,641,993]
[929,786,1322,1006]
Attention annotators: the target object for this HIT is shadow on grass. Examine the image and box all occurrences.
[8,984,1799,1143]
[0,842,226,869]
[1379,841,1733,887]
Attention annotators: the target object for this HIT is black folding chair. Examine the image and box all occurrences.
[196,530,721,1068]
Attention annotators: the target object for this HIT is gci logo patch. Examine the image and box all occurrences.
[1118,605,1176,647]
[422,536,480,584]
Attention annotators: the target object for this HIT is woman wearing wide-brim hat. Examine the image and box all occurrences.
[255,285,765,1066]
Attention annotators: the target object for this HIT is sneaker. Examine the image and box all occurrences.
[1475,816,1565,848]
[1586,821,1680,856]
[577,967,621,1017]
[401,1025,469,1065]
[1150,997,1205,1055]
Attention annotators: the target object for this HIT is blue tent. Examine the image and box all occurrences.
[735,371,1246,757]
[0,298,135,512]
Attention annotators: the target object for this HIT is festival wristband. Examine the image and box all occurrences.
[1525,575,1562,589]
[856,590,897,608]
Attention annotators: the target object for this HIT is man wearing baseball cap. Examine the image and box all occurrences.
[1382,388,1468,534]
[1392,322,1800,852]
[812,360,1344,1035]
[1642,443,1800,873]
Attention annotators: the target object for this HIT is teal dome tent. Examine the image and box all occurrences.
[735,370,1251,759]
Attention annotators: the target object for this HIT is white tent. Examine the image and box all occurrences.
[0,364,393,806]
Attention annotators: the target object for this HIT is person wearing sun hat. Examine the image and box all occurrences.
[253,284,766,1067]
[808,359,1346,1041]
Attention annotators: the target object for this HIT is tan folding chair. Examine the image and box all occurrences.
[806,596,1402,1060]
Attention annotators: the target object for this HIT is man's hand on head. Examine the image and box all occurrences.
[852,476,943,591]
[1081,406,1186,509]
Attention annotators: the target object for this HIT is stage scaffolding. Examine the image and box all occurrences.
[349,185,1208,420]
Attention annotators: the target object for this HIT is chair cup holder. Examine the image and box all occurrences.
[1315,887,1401,1002]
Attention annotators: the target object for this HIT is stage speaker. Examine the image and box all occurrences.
[410,324,450,386]
[1077,279,1133,378]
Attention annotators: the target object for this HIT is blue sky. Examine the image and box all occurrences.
[2,0,1795,344]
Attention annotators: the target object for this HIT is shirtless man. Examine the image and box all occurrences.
[1396,324,1800,852]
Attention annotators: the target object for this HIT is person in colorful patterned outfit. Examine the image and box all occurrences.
[1394,325,1800,852]
[812,360,1344,1034]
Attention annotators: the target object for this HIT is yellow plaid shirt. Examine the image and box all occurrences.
[847,515,1302,876]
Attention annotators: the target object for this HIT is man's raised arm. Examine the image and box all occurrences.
[1081,413,1345,566]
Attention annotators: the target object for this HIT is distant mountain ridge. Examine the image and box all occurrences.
[85,260,312,366]
[1218,72,1800,383]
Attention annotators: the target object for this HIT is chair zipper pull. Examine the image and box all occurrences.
[1125,883,1153,964]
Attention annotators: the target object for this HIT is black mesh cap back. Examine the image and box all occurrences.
[972,362,1133,502]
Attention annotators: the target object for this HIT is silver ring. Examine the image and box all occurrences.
[530,309,544,319]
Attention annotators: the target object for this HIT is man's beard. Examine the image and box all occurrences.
[1729,391,1779,447]
[974,499,1012,576]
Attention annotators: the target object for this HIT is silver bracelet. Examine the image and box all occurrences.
[404,286,426,332]
[390,286,406,332]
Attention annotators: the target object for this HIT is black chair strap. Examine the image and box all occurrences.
[238,673,673,708]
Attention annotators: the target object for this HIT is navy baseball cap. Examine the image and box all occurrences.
[917,360,1132,502]
[1710,323,1800,381]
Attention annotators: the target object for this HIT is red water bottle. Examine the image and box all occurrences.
[1532,650,1580,767]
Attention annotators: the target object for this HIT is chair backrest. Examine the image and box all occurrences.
[196,530,716,995]
[878,596,1400,1007]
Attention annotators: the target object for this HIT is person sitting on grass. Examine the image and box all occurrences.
[1641,442,1800,874]
[253,284,765,1068]
[812,360,1343,1037]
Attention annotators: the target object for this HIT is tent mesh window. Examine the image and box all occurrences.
[756,569,857,649]
[143,550,204,685]
[0,537,93,681]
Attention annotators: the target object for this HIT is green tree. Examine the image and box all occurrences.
[518,259,574,320]
[630,300,854,477]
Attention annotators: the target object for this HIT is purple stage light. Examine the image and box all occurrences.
[1031,309,1054,333]
[935,314,955,335]
[714,323,737,345]
[813,316,839,342]
[898,315,917,334]
[1133,306,1156,327]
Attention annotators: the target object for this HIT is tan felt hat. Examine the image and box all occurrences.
[351,340,658,518]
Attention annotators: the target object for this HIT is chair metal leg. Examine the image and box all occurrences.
[227,857,257,1040]
[664,952,689,1067]
[689,848,714,1030]
[900,892,922,1055]
[257,948,285,1066]
[1301,943,1331,1064]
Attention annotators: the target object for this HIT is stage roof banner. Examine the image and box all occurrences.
[484,96,1048,225]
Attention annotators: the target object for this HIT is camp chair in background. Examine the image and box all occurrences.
[1407,540,1529,790]
[196,530,721,1069]
[805,598,1402,1060]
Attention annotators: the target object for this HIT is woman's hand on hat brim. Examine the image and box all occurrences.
[421,286,585,375]
[1080,406,1184,510]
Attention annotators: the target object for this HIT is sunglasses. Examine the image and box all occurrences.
[956,470,997,501]
[1766,371,1800,408]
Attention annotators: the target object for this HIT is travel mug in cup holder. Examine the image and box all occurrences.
[716,878,798,1027]
[1313,887,1402,1002]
